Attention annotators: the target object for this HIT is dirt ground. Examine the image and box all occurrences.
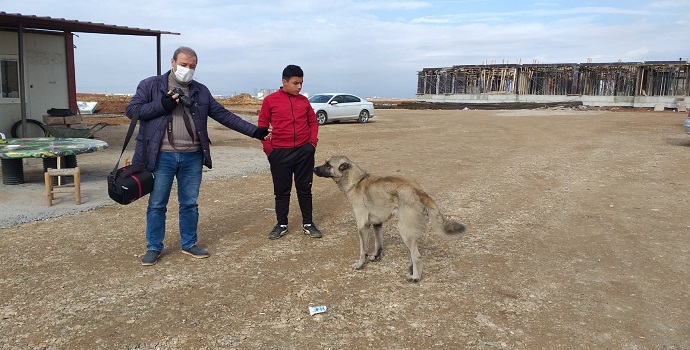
[1,107,689,349]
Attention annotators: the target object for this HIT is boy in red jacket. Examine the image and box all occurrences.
[258,65,322,239]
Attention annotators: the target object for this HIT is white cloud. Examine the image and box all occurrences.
[356,1,432,10]
[647,0,690,8]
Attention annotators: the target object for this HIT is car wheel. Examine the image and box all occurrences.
[316,111,328,125]
[358,110,370,123]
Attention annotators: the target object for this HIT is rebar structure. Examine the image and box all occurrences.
[418,61,689,98]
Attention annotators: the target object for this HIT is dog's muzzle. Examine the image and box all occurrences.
[313,166,330,178]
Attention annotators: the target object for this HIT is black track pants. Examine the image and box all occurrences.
[267,143,316,226]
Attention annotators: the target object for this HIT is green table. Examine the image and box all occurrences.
[0,137,109,185]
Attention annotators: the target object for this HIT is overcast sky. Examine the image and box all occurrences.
[3,0,688,98]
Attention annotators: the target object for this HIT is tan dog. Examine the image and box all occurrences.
[313,155,466,282]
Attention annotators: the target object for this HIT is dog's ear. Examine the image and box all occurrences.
[338,162,350,172]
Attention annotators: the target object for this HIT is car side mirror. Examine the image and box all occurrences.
[329,101,339,105]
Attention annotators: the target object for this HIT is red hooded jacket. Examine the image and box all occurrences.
[258,89,319,155]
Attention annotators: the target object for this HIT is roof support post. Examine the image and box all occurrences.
[156,35,161,75]
[17,25,27,137]
[64,31,77,112]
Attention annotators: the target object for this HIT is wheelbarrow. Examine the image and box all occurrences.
[45,123,108,138]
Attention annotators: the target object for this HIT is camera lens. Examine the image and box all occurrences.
[180,95,194,108]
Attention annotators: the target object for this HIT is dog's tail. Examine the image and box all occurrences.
[419,191,466,235]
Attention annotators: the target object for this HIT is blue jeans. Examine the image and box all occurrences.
[145,151,203,251]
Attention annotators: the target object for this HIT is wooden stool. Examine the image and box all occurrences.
[45,167,81,206]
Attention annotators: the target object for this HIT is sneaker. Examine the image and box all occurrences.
[303,223,323,238]
[141,250,161,266]
[181,245,210,259]
[268,224,289,240]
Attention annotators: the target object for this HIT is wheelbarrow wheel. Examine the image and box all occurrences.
[11,119,47,138]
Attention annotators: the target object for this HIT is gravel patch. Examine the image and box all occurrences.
[0,114,268,228]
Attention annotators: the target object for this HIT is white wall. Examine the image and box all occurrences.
[0,31,20,135]
[24,32,69,121]
[417,93,690,109]
[0,30,68,136]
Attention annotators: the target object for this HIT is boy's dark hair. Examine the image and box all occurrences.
[282,65,304,80]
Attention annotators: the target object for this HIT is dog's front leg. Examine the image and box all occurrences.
[352,227,369,270]
[368,224,384,262]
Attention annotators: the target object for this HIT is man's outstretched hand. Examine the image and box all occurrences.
[253,127,270,140]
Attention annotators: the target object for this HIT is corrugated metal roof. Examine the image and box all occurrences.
[0,11,179,36]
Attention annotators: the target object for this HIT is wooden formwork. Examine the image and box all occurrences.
[417,61,689,98]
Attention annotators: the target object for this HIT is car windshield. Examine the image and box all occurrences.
[309,94,333,103]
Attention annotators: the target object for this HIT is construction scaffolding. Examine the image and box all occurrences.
[516,64,577,95]
[577,63,639,96]
[638,62,689,96]
[418,61,689,98]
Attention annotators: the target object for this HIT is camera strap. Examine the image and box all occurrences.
[166,108,196,150]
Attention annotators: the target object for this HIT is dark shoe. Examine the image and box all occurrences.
[268,224,288,240]
[141,250,161,266]
[182,245,210,259]
[303,223,322,238]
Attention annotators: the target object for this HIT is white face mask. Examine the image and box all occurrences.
[174,65,195,83]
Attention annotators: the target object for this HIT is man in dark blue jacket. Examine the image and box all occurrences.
[126,46,269,266]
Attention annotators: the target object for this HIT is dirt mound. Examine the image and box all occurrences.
[77,93,263,116]
[217,93,262,106]
[77,93,131,114]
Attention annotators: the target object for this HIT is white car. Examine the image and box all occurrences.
[685,109,690,134]
[309,93,375,125]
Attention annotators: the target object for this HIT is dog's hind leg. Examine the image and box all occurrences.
[398,207,425,282]
[400,232,422,282]
[352,226,370,270]
[368,224,384,262]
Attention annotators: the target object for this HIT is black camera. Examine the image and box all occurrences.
[171,87,194,108]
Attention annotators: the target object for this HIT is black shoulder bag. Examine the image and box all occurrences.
[107,105,155,204]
